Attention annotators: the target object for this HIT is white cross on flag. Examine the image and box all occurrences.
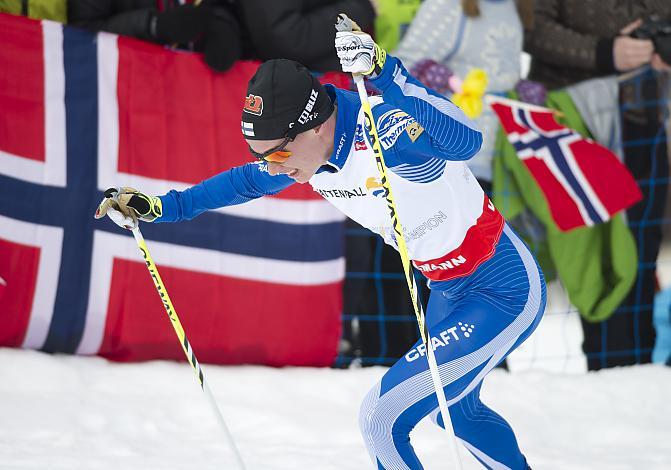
[488,96,642,231]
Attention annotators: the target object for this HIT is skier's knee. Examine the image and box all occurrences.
[359,384,389,453]
[359,389,382,439]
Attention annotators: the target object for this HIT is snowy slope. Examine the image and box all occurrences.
[0,348,669,469]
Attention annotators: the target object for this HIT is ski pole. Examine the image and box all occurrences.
[336,14,464,469]
[131,226,246,470]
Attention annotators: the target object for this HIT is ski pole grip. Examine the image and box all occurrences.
[335,13,361,33]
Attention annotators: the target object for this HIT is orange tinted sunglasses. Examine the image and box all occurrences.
[249,135,293,163]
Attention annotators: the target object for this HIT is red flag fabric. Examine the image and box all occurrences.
[488,96,642,232]
[0,13,345,366]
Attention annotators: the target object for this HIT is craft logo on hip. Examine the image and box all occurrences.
[243,94,263,116]
[365,176,385,197]
[405,322,476,362]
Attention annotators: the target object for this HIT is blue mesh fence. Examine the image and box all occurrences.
[335,219,430,367]
[336,68,670,371]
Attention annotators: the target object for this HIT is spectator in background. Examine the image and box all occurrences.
[1,0,67,22]
[68,0,244,72]
[236,0,376,73]
[525,0,671,370]
[394,0,535,193]
[373,0,422,52]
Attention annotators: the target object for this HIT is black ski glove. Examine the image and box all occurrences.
[95,187,163,230]
[149,3,211,44]
[202,7,242,72]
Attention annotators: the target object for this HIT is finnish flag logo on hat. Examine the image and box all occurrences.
[241,121,255,137]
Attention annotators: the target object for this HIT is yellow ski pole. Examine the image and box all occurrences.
[336,14,464,469]
[131,226,246,470]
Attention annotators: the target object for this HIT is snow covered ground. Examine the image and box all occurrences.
[0,348,669,470]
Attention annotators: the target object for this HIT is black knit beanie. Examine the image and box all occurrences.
[241,59,334,140]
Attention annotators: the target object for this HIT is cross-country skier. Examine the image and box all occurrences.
[96,29,546,470]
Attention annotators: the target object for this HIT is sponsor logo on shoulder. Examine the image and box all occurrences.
[405,121,424,142]
[377,110,413,150]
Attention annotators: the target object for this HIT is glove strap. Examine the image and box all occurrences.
[129,193,163,222]
[365,43,387,77]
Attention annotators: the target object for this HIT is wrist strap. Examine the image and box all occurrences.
[365,44,387,77]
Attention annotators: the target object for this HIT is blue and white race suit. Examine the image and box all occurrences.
[158,55,546,470]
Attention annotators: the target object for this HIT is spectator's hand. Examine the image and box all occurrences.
[651,53,671,72]
[150,4,211,44]
[202,6,242,72]
[613,36,654,71]
[620,18,643,36]
[613,18,654,71]
[95,187,163,230]
[335,31,386,76]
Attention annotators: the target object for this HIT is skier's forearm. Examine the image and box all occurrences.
[158,163,292,222]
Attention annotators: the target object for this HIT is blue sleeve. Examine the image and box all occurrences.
[369,55,483,162]
[157,161,294,223]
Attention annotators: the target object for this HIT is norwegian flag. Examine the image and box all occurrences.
[0,14,345,366]
[488,95,642,231]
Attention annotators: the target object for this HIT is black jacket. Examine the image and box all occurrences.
[68,0,245,71]
[68,0,158,40]
[238,0,375,72]
[67,1,241,42]
[69,0,375,72]
[524,0,671,89]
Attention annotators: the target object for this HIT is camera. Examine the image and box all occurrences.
[630,15,671,65]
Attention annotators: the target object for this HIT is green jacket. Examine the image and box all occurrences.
[0,0,67,23]
[375,0,421,52]
[492,90,638,322]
